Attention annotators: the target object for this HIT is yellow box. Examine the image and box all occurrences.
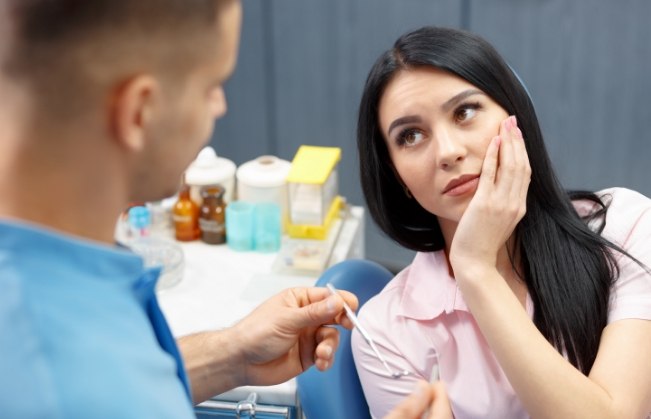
[286,196,343,240]
[286,146,341,239]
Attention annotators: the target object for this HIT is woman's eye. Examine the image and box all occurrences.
[396,129,424,147]
[454,102,481,123]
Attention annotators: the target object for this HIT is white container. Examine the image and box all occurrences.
[236,155,292,230]
[185,146,236,204]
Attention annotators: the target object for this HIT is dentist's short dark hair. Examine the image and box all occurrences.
[0,0,228,119]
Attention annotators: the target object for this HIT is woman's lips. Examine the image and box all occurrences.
[443,175,480,196]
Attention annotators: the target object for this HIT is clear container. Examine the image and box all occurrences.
[225,201,255,251]
[128,238,185,291]
[272,217,344,275]
[146,196,176,239]
[286,146,342,239]
[288,168,338,225]
[254,203,282,252]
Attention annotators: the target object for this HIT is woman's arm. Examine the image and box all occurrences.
[457,267,651,418]
[451,117,651,418]
[351,302,432,418]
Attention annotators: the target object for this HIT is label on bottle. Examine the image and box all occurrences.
[199,219,225,233]
[173,214,193,223]
[199,218,226,244]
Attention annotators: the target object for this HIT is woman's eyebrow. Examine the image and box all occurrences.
[386,89,485,136]
[387,115,422,137]
[441,89,485,113]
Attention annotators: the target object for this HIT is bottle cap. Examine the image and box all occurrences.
[236,155,291,188]
[185,146,236,186]
[200,184,225,199]
[128,206,151,229]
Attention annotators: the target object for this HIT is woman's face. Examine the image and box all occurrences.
[378,66,509,225]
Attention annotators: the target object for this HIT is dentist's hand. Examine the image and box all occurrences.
[179,286,357,404]
[449,115,531,274]
[384,381,453,419]
[233,286,358,387]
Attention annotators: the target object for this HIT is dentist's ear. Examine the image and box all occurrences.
[109,74,161,153]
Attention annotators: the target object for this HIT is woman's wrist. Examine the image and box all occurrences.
[451,256,497,281]
[453,263,504,298]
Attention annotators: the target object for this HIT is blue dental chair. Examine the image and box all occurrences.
[297,259,393,419]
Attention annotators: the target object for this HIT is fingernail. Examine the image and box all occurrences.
[323,361,330,370]
[323,346,333,358]
[511,115,517,128]
[326,295,339,313]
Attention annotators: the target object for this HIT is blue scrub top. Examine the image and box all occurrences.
[0,220,194,418]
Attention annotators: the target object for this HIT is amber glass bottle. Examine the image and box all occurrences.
[173,183,200,241]
[199,185,226,244]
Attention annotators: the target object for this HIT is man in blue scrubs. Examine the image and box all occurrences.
[0,0,448,417]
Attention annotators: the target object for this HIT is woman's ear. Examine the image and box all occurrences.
[109,74,160,153]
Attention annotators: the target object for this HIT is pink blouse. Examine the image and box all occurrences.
[352,188,651,418]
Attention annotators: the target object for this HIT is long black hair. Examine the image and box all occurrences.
[357,26,628,374]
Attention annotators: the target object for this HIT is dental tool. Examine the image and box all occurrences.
[326,283,410,379]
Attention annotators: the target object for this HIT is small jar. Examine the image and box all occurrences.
[236,155,291,232]
[199,185,226,244]
[173,184,200,241]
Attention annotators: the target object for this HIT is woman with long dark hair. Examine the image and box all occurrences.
[353,26,651,418]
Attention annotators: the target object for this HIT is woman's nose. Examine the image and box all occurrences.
[434,129,466,169]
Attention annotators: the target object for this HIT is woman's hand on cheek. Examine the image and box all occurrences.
[449,115,531,275]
